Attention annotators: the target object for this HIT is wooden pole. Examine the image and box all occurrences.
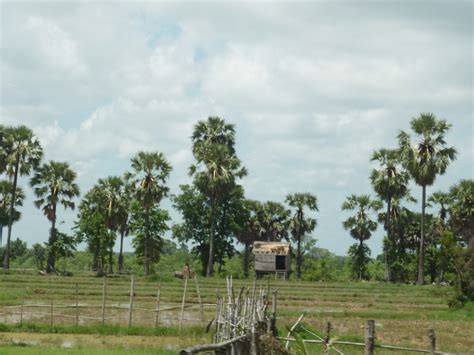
[365,320,375,355]
[50,291,54,328]
[179,276,188,331]
[270,289,277,336]
[20,292,24,326]
[75,283,79,327]
[428,329,436,355]
[128,275,134,327]
[324,321,332,354]
[194,275,205,327]
[154,281,161,328]
[101,276,106,325]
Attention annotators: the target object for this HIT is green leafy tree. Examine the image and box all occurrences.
[342,194,381,280]
[32,243,46,270]
[189,117,247,276]
[0,180,25,246]
[129,202,170,272]
[398,113,457,284]
[126,151,171,275]
[286,193,318,279]
[1,125,43,269]
[30,161,80,273]
[370,148,410,281]
[173,184,245,275]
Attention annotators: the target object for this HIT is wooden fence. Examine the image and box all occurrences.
[0,275,212,328]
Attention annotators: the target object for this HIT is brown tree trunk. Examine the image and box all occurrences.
[118,229,125,274]
[3,157,19,270]
[385,196,392,282]
[417,185,426,285]
[144,208,150,276]
[206,198,215,277]
[243,242,250,277]
[46,201,57,273]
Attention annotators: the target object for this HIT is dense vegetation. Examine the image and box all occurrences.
[0,114,472,304]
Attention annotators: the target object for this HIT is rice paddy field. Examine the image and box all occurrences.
[0,270,472,354]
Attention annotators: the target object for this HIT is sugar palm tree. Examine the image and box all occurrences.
[342,194,381,280]
[95,176,131,274]
[286,193,318,279]
[398,113,457,284]
[30,161,79,273]
[126,151,171,275]
[0,181,25,246]
[256,201,290,242]
[1,125,43,269]
[190,117,247,277]
[370,148,410,280]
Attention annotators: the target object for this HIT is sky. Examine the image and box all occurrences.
[0,1,472,256]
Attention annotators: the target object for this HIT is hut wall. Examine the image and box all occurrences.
[254,254,276,272]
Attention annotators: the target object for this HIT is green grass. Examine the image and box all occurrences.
[0,271,473,353]
[0,345,177,355]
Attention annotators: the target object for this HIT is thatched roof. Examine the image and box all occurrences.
[252,241,290,255]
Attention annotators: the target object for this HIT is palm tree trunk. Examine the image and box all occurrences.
[92,241,99,272]
[46,220,57,273]
[118,229,125,274]
[0,225,3,247]
[417,185,426,285]
[3,157,19,270]
[206,198,215,277]
[243,242,250,278]
[108,245,113,274]
[297,233,302,279]
[385,197,392,282]
[144,208,150,276]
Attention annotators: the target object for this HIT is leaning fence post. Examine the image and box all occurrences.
[180,276,188,331]
[155,280,162,327]
[428,329,436,355]
[270,289,277,336]
[50,290,54,328]
[20,291,25,326]
[194,275,205,327]
[101,276,107,325]
[324,321,332,354]
[128,275,134,327]
[75,283,79,326]
[365,320,375,355]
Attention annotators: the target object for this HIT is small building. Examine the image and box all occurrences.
[252,241,291,280]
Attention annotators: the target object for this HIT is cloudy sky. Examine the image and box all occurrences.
[1,1,472,256]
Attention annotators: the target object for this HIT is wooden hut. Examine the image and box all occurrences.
[252,241,291,280]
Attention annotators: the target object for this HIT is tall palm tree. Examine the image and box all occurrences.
[0,181,25,246]
[286,193,318,279]
[126,151,171,275]
[2,125,43,269]
[190,117,247,277]
[370,148,410,281]
[342,194,381,280]
[256,201,290,242]
[398,113,457,284]
[95,176,131,274]
[30,161,79,273]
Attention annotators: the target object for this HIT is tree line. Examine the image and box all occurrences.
[0,114,472,300]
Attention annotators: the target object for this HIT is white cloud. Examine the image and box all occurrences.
[1,1,471,255]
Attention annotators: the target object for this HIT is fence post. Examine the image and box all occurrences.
[365,320,375,355]
[101,276,106,325]
[428,329,436,355]
[180,276,188,331]
[194,275,205,327]
[154,280,161,327]
[20,291,24,326]
[75,283,79,327]
[50,291,54,328]
[270,289,277,336]
[324,321,332,354]
[128,275,134,327]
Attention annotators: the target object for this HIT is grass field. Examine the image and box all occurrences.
[0,271,472,354]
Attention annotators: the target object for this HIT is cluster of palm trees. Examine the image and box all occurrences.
[1,114,470,287]
[342,113,467,285]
